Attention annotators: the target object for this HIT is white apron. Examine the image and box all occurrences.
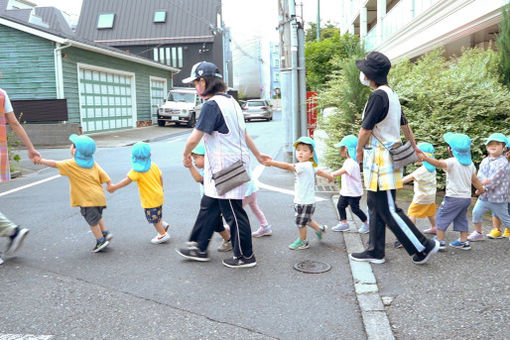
[203,95,250,199]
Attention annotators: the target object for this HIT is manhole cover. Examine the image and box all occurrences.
[293,260,331,274]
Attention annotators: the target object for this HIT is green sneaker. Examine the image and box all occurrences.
[315,225,327,241]
[289,238,310,250]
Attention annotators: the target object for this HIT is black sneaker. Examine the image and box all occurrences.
[394,240,403,249]
[176,247,210,262]
[222,255,257,268]
[349,251,385,264]
[6,226,29,256]
[92,239,110,253]
[412,239,439,265]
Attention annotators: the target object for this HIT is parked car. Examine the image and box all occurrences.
[157,88,203,127]
[242,99,273,122]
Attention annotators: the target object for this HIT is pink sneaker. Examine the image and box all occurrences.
[467,230,484,242]
[252,226,272,238]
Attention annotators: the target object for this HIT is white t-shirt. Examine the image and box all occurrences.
[411,165,436,204]
[294,161,316,204]
[0,89,13,113]
[339,158,363,197]
[444,157,476,198]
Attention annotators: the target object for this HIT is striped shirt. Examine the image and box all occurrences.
[410,165,436,204]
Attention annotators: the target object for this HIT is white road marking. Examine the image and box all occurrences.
[0,334,53,339]
[252,164,326,202]
[0,175,61,198]
[166,137,185,143]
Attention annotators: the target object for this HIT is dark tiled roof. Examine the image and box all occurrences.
[75,0,220,46]
[35,7,74,36]
[0,13,179,72]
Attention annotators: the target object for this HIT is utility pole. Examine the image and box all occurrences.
[316,0,320,41]
[278,0,307,161]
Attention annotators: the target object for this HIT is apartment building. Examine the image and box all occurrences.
[340,0,508,60]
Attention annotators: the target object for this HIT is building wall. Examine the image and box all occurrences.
[0,24,56,99]
[61,46,173,124]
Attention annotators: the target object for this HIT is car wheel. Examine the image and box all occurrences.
[157,120,165,127]
[187,113,196,128]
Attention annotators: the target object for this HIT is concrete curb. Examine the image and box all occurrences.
[332,195,395,340]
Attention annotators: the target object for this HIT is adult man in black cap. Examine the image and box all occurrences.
[349,51,439,265]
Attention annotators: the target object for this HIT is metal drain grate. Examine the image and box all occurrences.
[293,260,332,274]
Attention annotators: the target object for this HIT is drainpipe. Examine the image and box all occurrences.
[54,42,71,99]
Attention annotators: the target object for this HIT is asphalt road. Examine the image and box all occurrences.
[0,113,365,339]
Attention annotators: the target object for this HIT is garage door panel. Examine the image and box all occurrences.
[78,66,135,133]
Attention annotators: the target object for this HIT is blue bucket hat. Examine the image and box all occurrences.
[417,142,435,172]
[443,132,472,166]
[485,133,508,146]
[131,142,151,173]
[334,135,358,162]
[69,134,96,169]
[293,136,318,167]
[191,144,205,156]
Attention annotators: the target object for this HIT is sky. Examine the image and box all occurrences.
[32,0,342,39]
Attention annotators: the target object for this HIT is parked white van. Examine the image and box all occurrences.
[157,87,203,127]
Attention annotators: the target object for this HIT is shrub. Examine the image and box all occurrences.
[496,3,510,90]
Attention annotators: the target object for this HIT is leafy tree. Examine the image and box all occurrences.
[305,21,339,42]
[305,32,360,91]
[496,3,510,90]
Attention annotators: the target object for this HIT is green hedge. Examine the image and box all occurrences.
[318,47,510,189]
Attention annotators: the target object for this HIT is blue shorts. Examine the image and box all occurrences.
[144,206,162,224]
[436,197,471,232]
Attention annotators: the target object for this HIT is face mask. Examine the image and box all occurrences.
[359,72,370,86]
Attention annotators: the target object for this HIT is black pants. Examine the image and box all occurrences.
[189,195,253,258]
[337,195,367,222]
[367,189,430,257]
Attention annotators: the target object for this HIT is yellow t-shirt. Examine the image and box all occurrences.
[128,162,164,209]
[56,159,110,207]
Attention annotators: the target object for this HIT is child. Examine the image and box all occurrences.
[185,144,232,251]
[489,136,510,239]
[402,142,438,235]
[422,133,485,250]
[36,134,113,252]
[467,133,510,242]
[108,142,169,244]
[330,135,369,234]
[265,136,333,250]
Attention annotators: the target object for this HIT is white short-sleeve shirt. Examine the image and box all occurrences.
[444,157,476,198]
[294,161,316,204]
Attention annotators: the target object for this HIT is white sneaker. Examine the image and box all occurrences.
[151,233,170,244]
[0,257,3,265]
[358,223,370,234]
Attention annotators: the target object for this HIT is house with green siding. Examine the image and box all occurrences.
[0,14,179,133]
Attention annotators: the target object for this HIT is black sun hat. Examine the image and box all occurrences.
[356,51,391,84]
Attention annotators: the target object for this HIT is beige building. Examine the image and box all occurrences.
[340,0,508,60]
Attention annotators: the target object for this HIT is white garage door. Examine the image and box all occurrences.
[150,77,167,124]
[78,64,136,133]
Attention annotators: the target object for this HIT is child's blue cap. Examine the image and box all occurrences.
[507,136,510,147]
[191,144,205,156]
[418,142,435,172]
[485,133,508,146]
[69,134,95,169]
[131,142,151,173]
[334,135,358,162]
[294,136,318,167]
[443,132,472,165]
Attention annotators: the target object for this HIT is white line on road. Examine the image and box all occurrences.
[0,334,53,339]
[0,175,60,198]
[252,164,326,202]
[166,137,185,143]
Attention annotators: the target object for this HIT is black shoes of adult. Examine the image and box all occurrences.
[412,239,440,265]
[176,247,210,262]
[349,251,385,264]
[222,255,257,268]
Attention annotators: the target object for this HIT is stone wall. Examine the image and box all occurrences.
[7,123,81,147]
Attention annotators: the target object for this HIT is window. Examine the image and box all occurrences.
[177,47,183,68]
[154,11,166,23]
[153,46,183,67]
[97,13,115,29]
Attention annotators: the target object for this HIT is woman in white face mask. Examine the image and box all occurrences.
[348,51,439,266]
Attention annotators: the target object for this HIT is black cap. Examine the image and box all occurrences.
[356,51,391,84]
[182,61,222,84]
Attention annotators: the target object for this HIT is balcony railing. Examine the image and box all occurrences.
[364,0,441,50]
